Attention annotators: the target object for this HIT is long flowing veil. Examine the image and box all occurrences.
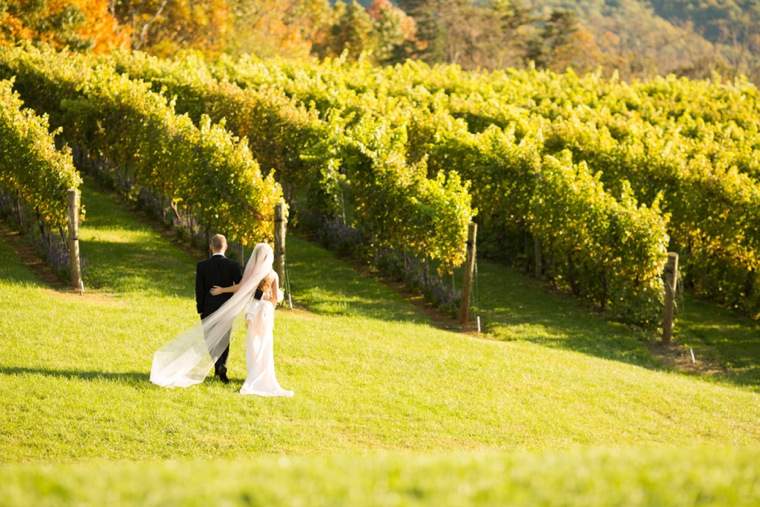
[150,243,275,388]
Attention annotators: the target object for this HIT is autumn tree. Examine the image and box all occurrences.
[315,0,373,60]
[0,0,128,52]
[107,0,232,56]
[368,0,415,64]
[225,0,330,59]
[77,0,131,53]
[313,0,414,63]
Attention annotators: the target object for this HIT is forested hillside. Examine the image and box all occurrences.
[522,0,760,79]
[2,0,758,82]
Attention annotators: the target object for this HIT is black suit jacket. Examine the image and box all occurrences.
[196,255,243,318]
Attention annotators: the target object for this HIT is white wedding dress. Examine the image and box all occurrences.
[240,272,293,397]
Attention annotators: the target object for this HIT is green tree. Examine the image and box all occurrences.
[317,0,374,60]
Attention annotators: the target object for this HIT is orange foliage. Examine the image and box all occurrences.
[368,0,415,38]
[0,0,128,52]
[0,11,34,45]
[74,0,131,53]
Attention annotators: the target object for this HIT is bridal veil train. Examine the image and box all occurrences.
[150,243,287,390]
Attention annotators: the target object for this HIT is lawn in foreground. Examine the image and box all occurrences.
[2,447,759,506]
[1,183,760,464]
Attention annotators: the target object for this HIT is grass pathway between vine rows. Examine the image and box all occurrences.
[1,181,759,505]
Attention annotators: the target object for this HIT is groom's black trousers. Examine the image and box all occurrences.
[216,341,230,373]
[200,315,231,374]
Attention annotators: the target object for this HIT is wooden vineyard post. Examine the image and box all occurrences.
[663,252,679,344]
[274,202,287,287]
[238,241,245,270]
[459,222,478,325]
[67,188,82,289]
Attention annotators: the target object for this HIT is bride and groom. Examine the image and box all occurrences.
[150,234,293,397]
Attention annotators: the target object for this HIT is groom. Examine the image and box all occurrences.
[195,234,242,383]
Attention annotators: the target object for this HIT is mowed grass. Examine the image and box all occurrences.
[2,182,760,504]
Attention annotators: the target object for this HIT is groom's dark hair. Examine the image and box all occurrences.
[211,234,227,251]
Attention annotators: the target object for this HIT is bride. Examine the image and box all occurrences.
[150,243,293,397]
[211,253,293,397]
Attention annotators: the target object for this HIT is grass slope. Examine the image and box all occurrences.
[448,257,760,392]
[1,182,760,504]
[674,296,760,389]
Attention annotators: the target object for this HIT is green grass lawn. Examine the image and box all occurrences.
[2,182,760,504]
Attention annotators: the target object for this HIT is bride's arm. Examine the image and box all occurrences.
[210,283,239,296]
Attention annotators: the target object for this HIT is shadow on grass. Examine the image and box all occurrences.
[0,225,55,288]
[471,260,760,392]
[0,366,150,385]
[675,296,760,391]
[82,238,196,297]
[286,235,423,323]
[473,260,658,367]
[79,181,197,297]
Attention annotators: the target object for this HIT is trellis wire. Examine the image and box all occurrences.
[285,267,293,309]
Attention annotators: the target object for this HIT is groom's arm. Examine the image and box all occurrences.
[195,263,204,314]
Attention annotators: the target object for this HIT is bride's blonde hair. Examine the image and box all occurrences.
[257,273,273,292]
